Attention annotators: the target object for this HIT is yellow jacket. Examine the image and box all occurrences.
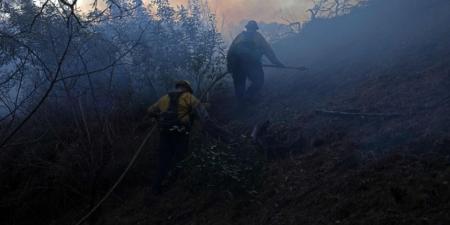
[147,91,201,124]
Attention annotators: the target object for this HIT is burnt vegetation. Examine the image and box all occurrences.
[0,0,450,225]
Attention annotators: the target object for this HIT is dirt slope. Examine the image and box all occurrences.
[67,0,450,224]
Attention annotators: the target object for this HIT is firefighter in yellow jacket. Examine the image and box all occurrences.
[148,80,204,130]
[147,80,212,194]
[227,20,285,104]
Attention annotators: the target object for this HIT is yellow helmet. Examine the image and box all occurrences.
[175,80,193,93]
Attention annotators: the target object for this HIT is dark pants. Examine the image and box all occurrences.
[231,61,264,103]
[152,130,189,193]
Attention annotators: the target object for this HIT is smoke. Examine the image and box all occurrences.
[172,0,313,35]
[78,0,313,37]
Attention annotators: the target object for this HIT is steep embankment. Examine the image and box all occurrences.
[71,0,450,224]
[265,0,450,153]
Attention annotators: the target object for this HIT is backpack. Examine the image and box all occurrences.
[232,32,264,63]
[158,92,186,132]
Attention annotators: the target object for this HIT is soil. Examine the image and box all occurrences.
[64,0,450,224]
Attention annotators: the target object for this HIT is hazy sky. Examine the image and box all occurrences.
[79,0,313,36]
[173,0,312,34]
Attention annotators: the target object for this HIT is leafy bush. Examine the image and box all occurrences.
[181,132,265,194]
[0,0,227,224]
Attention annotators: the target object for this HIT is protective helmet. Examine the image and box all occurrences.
[245,20,259,31]
[175,80,193,93]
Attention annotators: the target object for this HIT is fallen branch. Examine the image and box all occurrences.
[315,109,402,118]
[263,64,308,71]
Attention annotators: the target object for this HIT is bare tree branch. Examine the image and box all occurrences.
[0,31,74,149]
[30,0,50,30]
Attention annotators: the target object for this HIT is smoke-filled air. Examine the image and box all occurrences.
[172,0,313,35]
[1,0,449,225]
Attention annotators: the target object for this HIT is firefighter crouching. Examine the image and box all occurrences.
[147,80,221,194]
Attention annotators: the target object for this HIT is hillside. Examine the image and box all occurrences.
[83,0,450,224]
[9,0,449,224]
